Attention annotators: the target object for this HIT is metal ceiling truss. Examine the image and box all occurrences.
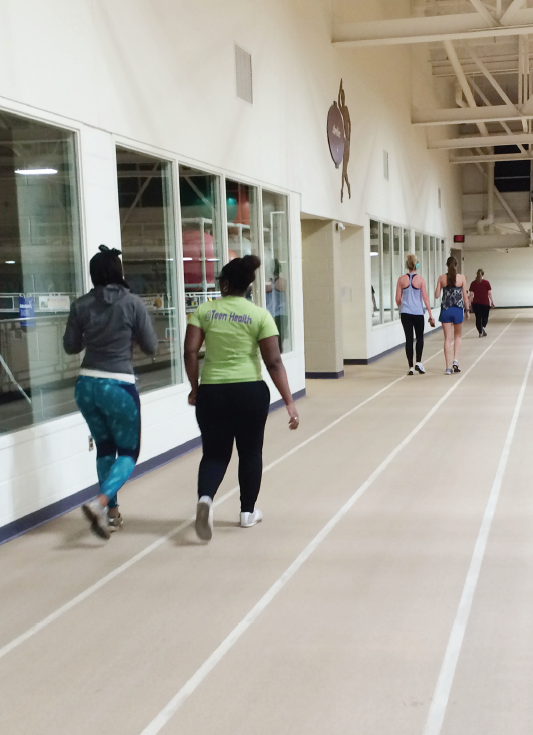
[332,1,533,245]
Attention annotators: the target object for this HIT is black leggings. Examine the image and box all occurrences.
[401,313,425,367]
[472,303,490,334]
[195,381,270,512]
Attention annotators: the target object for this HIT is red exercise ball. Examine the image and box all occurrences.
[182,230,215,286]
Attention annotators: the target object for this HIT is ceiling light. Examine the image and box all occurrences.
[5,260,15,264]
[183,257,193,261]
[370,252,379,257]
[15,168,58,176]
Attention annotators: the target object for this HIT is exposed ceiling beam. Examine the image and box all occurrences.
[412,104,530,126]
[500,0,527,25]
[444,40,489,137]
[463,44,516,108]
[429,132,533,149]
[521,93,533,115]
[467,0,500,27]
[333,10,533,48]
[450,152,532,162]
[467,76,532,156]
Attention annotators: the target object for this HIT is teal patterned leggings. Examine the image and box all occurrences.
[75,376,141,508]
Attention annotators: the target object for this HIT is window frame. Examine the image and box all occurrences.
[369,215,445,330]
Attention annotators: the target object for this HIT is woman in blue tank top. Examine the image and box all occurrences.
[395,253,435,375]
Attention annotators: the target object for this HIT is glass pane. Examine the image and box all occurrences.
[403,228,411,261]
[0,111,82,435]
[262,190,291,353]
[415,232,423,274]
[423,235,430,298]
[116,147,180,394]
[225,179,260,303]
[382,223,392,322]
[393,227,402,319]
[429,236,436,307]
[179,165,223,320]
[370,220,381,325]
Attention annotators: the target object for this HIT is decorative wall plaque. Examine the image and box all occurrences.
[327,80,351,203]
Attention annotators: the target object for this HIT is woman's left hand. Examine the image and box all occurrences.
[188,390,197,406]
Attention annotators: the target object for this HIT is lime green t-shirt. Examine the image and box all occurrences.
[189,296,279,384]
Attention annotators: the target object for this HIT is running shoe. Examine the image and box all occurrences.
[445,367,453,375]
[240,509,263,528]
[482,328,487,337]
[415,363,426,374]
[82,502,111,540]
[407,367,414,375]
[108,509,123,531]
[478,333,483,338]
[195,496,213,541]
[452,361,461,373]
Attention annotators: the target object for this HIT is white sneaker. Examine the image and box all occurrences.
[407,367,414,375]
[240,509,263,528]
[82,501,110,540]
[195,496,213,541]
[415,363,426,374]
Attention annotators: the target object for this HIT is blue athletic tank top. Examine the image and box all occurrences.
[400,274,424,315]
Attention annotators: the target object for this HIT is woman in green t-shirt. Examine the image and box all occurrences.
[184,255,299,541]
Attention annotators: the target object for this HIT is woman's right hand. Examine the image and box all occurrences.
[286,401,299,430]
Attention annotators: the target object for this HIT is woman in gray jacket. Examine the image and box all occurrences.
[63,245,158,539]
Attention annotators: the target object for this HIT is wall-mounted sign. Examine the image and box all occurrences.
[327,80,351,203]
[38,294,70,311]
[18,296,35,327]
[140,294,165,311]
[454,235,465,243]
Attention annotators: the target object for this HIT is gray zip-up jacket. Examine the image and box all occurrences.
[63,285,158,375]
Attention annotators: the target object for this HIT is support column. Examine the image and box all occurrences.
[301,219,344,379]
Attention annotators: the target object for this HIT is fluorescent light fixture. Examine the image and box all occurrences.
[207,258,220,262]
[183,257,193,261]
[370,252,379,257]
[5,260,15,264]
[15,168,58,176]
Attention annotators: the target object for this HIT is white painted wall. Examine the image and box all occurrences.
[0,0,463,531]
[463,248,533,307]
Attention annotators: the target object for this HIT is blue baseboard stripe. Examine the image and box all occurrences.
[0,387,306,546]
[305,371,344,380]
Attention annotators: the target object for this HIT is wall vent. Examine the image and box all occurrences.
[235,45,253,104]
[383,150,389,181]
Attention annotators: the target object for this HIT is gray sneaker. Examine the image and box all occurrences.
[82,502,110,540]
[445,367,453,375]
[108,509,123,531]
[195,496,213,541]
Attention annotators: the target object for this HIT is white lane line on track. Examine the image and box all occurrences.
[0,331,447,661]
[138,318,517,735]
[422,339,533,735]
[0,327,478,662]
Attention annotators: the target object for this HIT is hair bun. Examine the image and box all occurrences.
[241,254,261,273]
[99,244,122,257]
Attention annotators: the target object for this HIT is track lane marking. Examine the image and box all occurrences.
[138,319,517,735]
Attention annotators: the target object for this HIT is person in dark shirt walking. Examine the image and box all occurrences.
[469,269,495,337]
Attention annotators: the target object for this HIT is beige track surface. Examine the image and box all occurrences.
[1,310,532,735]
